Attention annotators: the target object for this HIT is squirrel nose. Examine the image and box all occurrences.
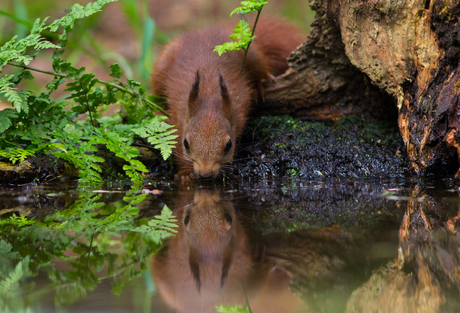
[200,171,212,178]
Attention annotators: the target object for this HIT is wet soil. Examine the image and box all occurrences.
[235,115,410,180]
[144,115,411,182]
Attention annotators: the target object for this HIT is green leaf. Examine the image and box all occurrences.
[213,20,255,56]
[0,240,19,260]
[140,16,155,80]
[109,64,123,79]
[131,205,177,244]
[0,148,36,164]
[0,109,18,133]
[0,75,31,113]
[131,117,178,160]
[0,0,176,184]
[230,0,268,16]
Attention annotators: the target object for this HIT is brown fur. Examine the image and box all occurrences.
[152,17,304,180]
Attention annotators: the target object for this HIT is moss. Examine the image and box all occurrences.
[235,115,410,180]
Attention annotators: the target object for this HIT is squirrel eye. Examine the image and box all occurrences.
[184,138,190,151]
[225,214,232,226]
[224,139,232,153]
[184,214,190,227]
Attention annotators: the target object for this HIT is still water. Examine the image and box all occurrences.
[1,178,459,313]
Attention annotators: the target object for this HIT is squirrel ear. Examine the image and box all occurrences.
[189,247,201,293]
[219,71,232,120]
[188,70,200,118]
[220,236,233,289]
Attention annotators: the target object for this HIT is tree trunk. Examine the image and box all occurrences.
[261,0,460,175]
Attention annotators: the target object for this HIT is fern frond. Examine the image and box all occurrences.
[213,20,255,56]
[0,240,19,260]
[0,148,36,164]
[131,117,177,160]
[131,205,177,244]
[0,257,30,297]
[0,109,18,134]
[0,75,30,113]
[230,0,268,16]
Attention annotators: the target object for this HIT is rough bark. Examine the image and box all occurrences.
[263,0,460,175]
[259,0,398,123]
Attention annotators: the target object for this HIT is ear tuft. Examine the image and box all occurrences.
[219,71,232,120]
[188,70,200,117]
[219,71,229,101]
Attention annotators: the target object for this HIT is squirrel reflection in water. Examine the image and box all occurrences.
[152,189,301,313]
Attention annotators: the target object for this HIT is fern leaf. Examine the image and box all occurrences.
[230,0,268,16]
[0,75,29,113]
[0,148,36,164]
[0,109,18,133]
[0,240,19,260]
[132,205,177,244]
[0,256,30,296]
[213,20,255,56]
[131,117,177,160]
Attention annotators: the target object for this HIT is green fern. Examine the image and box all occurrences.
[0,109,18,133]
[0,0,175,184]
[131,117,178,160]
[230,0,268,16]
[0,148,36,164]
[214,20,255,57]
[214,0,268,72]
[0,75,30,113]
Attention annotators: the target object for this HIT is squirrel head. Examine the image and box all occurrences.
[183,70,235,178]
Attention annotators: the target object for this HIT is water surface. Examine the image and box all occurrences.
[1,178,459,312]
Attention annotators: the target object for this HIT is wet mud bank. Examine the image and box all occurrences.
[233,115,411,181]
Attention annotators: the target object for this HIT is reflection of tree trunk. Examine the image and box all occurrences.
[346,186,460,312]
[261,227,363,280]
[259,227,373,312]
[262,0,460,175]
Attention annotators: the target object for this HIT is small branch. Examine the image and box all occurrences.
[99,80,167,115]
[7,62,168,116]
[8,62,67,78]
[240,7,263,75]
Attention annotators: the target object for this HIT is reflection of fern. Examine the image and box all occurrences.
[0,255,30,299]
[216,305,251,313]
[0,187,178,307]
[0,240,19,260]
[0,0,174,184]
[132,205,178,244]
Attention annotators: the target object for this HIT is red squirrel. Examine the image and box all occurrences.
[152,17,304,180]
